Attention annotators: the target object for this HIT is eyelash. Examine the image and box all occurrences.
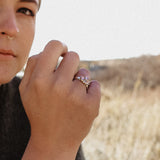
[17,8,35,17]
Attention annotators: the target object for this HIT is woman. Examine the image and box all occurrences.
[0,0,101,159]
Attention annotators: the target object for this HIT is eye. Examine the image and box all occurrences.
[17,8,35,17]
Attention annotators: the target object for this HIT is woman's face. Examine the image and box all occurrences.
[0,0,39,84]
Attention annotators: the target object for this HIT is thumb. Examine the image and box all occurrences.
[19,54,39,91]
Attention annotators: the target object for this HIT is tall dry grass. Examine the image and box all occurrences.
[82,84,160,160]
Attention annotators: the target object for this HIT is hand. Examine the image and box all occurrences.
[19,40,101,159]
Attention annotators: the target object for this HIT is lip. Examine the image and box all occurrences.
[0,49,16,57]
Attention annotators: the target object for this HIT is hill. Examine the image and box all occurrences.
[80,54,160,91]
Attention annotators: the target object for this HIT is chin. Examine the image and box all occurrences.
[0,77,13,85]
[0,64,21,85]
[0,72,18,85]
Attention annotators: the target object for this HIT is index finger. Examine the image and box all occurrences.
[34,40,68,76]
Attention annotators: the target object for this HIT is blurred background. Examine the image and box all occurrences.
[30,0,160,159]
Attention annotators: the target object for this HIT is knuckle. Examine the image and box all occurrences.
[90,80,101,96]
[68,51,80,63]
[27,56,34,65]
[94,80,101,87]
[46,40,68,52]
[27,55,38,66]
[32,76,46,91]
[90,80,101,87]
[49,40,63,47]
[79,68,90,75]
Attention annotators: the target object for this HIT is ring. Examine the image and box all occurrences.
[74,76,91,88]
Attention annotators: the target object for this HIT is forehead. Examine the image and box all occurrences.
[19,0,40,6]
[19,0,38,4]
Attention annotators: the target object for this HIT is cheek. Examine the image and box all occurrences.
[18,24,35,69]
[23,22,35,50]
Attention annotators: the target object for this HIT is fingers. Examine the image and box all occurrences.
[20,39,101,105]
[74,68,91,80]
[73,71,101,118]
[73,68,91,93]
[87,80,101,106]
[55,51,80,81]
[73,68,101,104]
[34,40,68,76]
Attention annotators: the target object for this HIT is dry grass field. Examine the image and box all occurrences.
[81,55,160,160]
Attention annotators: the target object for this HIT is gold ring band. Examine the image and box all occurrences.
[75,76,90,88]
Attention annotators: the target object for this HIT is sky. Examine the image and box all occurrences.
[30,0,160,61]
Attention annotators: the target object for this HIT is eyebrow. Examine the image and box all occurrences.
[19,0,39,7]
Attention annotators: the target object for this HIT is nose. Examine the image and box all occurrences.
[0,8,19,38]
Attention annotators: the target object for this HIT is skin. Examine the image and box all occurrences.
[0,0,38,84]
[0,0,101,159]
